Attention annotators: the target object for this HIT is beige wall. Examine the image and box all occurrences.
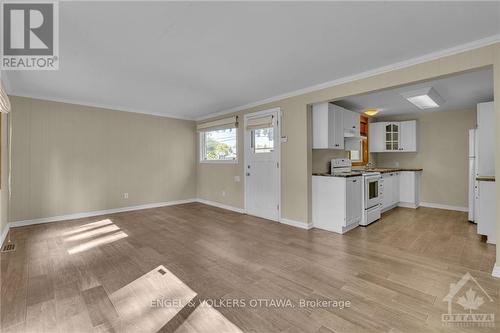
[9,96,197,222]
[494,45,500,270]
[312,150,348,174]
[375,109,477,208]
[0,113,9,240]
[197,98,311,223]
[197,43,500,226]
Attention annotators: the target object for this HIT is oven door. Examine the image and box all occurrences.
[365,177,380,209]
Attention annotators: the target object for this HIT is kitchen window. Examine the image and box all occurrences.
[197,116,238,163]
[350,115,369,166]
[348,141,362,162]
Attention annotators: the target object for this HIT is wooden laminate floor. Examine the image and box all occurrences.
[1,203,499,332]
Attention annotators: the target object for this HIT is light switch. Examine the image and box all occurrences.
[234,176,241,182]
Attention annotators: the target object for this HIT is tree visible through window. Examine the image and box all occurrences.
[201,128,237,161]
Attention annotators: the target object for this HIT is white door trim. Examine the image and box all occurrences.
[244,107,282,222]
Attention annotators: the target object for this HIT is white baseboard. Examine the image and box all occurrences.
[9,199,197,229]
[398,202,419,209]
[0,224,10,247]
[195,199,245,214]
[492,265,500,279]
[280,218,313,230]
[420,202,468,212]
[7,197,309,232]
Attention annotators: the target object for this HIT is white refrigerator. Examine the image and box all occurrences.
[468,128,477,222]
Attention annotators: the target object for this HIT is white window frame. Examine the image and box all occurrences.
[199,128,238,164]
[349,140,363,162]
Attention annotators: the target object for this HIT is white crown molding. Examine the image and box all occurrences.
[420,202,468,212]
[196,34,500,121]
[7,92,194,121]
[5,35,499,122]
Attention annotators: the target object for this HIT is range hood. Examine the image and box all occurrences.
[344,133,367,140]
[344,135,366,150]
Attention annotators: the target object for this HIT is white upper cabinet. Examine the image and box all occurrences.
[369,120,417,152]
[385,122,400,151]
[312,102,344,149]
[369,122,385,152]
[400,120,417,151]
[342,107,360,137]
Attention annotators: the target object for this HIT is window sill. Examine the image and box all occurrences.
[199,160,238,164]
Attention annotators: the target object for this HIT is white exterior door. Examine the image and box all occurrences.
[245,109,280,221]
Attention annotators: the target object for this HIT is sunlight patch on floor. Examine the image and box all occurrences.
[64,224,120,242]
[62,219,113,236]
[109,265,197,332]
[67,231,128,254]
[174,300,243,333]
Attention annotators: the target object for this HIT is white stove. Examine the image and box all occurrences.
[330,158,352,175]
[360,171,381,226]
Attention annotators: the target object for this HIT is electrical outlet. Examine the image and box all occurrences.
[124,192,129,199]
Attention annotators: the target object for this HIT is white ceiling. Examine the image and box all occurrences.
[3,1,500,120]
[335,68,494,117]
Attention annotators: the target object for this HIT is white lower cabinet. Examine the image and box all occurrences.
[346,177,362,226]
[398,171,421,208]
[312,176,362,234]
[381,171,420,212]
[476,180,496,244]
[381,172,399,212]
[380,175,392,210]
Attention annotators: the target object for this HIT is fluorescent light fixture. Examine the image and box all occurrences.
[400,87,444,109]
[364,108,380,116]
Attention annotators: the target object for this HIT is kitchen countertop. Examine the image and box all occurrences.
[312,172,362,178]
[354,167,423,174]
[312,168,423,178]
[476,176,495,182]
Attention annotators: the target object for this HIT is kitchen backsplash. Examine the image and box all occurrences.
[312,150,348,173]
[312,149,376,174]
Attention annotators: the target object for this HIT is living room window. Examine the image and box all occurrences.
[198,116,238,163]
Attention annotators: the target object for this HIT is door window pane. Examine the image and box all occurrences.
[254,127,274,153]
